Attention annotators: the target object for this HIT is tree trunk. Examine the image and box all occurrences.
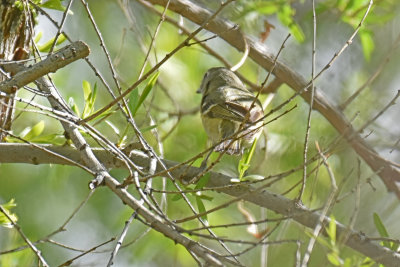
[0,1,34,141]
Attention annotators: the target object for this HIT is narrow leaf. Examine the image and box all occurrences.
[82,80,92,101]
[196,196,208,224]
[140,124,157,133]
[327,215,337,246]
[68,97,80,117]
[373,213,391,248]
[131,72,159,116]
[37,33,67,52]
[22,121,45,140]
[238,137,258,179]
[128,88,140,116]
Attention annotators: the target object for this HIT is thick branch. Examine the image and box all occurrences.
[0,41,90,94]
[1,143,400,267]
[143,0,400,197]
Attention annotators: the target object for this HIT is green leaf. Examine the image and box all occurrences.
[0,199,18,228]
[82,81,97,118]
[128,88,140,116]
[238,137,258,179]
[129,72,159,116]
[37,33,67,52]
[327,252,342,266]
[373,212,391,248]
[289,23,305,43]
[140,124,158,133]
[21,121,45,141]
[359,30,374,61]
[276,4,304,43]
[117,125,129,147]
[343,257,353,267]
[239,2,279,17]
[40,0,66,11]
[327,215,337,246]
[68,97,80,117]
[196,196,208,224]
[82,80,91,101]
[91,83,98,105]
[172,193,183,201]
[92,107,114,122]
[29,133,65,145]
[34,31,43,43]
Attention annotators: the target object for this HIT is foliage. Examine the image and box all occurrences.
[1,0,399,266]
[0,199,17,228]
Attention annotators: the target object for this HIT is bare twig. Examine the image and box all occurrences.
[0,205,49,266]
[298,0,317,202]
[107,212,137,266]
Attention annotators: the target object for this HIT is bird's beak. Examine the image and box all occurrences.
[196,88,202,94]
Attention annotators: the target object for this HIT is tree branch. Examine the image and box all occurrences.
[0,41,90,94]
[1,143,399,266]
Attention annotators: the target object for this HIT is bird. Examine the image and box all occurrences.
[197,67,264,155]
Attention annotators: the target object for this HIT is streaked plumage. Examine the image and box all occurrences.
[198,67,264,155]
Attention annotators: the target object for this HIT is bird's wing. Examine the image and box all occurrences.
[202,86,263,123]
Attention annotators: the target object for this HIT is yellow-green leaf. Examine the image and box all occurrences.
[22,121,45,141]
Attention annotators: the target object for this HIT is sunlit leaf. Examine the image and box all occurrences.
[34,31,43,43]
[30,133,65,145]
[289,24,305,42]
[327,215,337,246]
[238,137,258,179]
[82,80,91,101]
[0,199,18,228]
[40,0,66,11]
[68,97,80,117]
[82,81,97,118]
[22,121,45,141]
[91,83,98,106]
[37,33,67,52]
[327,252,342,266]
[359,29,374,61]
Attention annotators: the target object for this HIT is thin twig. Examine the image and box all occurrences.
[0,205,49,266]
[298,0,317,202]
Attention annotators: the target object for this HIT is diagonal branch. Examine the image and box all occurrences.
[0,41,90,94]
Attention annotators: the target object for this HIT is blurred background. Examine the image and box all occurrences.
[1,0,400,266]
